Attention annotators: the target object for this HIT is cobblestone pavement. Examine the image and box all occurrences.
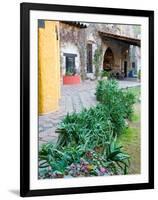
[39,79,140,146]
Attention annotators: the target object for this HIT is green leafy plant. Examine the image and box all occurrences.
[93,47,102,79]
[65,69,73,76]
[96,80,136,133]
[100,70,110,79]
[125,87,140,103]
[39,144,86,178]
[56,105,114,150]
[122,89,136,119]
[105,136,130,174]
[138,69,141,80]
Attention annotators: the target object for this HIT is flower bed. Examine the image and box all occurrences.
[39,80,136,179]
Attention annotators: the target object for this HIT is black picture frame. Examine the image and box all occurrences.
[20,2,154,197]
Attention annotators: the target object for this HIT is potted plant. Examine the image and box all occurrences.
[63,68,81,85]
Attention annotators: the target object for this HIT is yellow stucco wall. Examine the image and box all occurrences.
[38,21,60,115]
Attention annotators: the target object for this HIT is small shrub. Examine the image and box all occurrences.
[96,80,136,134]
[125,87,140,103]
[56,105,113,149]
[100,70,110,79]
[95,79,105,102]
[122,90,136,119]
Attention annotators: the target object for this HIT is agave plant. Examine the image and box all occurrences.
[105,136,130,174]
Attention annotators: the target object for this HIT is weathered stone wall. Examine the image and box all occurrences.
[60,22,141,79]
[60,23,86,79]
[86,23,132,74]
[85,24,101,78]
[129,45,141,73]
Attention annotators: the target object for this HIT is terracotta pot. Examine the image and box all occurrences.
[63,75,81,85]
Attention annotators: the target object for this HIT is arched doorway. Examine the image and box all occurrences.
[103,47,114,71]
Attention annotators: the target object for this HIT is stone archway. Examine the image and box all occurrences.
[103,47,114,71]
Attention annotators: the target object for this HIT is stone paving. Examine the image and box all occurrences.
[39,79,140,146]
